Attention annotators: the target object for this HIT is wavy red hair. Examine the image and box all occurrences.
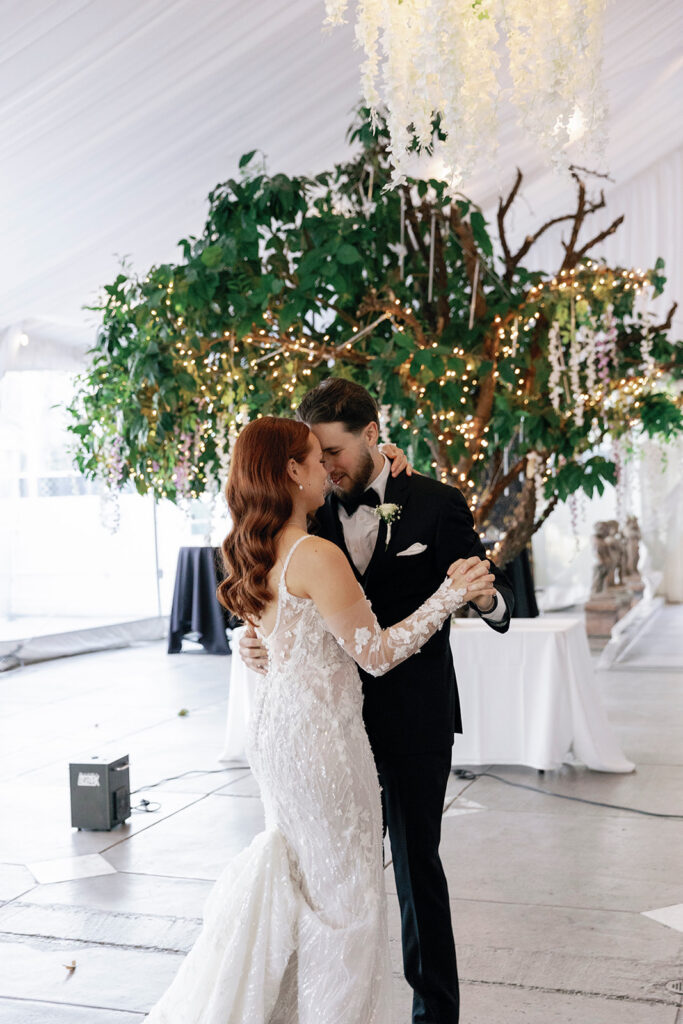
[217,416,311,624]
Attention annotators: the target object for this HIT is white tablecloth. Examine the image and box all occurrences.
[450,617,634,772]
[221,619,635,773]
[219,626,254,765]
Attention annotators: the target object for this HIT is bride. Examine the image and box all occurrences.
[145,416,494,1024]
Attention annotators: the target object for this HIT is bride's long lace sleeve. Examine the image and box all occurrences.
[323,577,467,677]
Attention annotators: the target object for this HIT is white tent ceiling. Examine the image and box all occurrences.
[1,0,682,372]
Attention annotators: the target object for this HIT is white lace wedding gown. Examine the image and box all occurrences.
[145,535,465,1024]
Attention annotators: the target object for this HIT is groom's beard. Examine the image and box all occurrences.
[326,449,375,505]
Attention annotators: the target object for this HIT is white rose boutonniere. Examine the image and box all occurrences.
[373,502,402,547]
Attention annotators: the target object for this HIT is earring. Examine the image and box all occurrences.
[298,483,304,491]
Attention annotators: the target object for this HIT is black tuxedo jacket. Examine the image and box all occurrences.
[314,471,514,757]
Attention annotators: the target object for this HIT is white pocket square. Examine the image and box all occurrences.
[396,542,428,557]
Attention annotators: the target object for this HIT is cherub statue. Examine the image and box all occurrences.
[624,515,641,577]
[605,519,627,586]
[590,521,612,595]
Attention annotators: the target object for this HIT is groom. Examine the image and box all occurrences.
[242,378,513,1024]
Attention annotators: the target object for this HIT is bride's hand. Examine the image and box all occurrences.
[447,556,496,604]
[379,442,413,477]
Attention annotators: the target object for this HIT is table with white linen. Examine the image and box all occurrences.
[219,626,254,765]
[221,619,635,773]
[450,617,634,772]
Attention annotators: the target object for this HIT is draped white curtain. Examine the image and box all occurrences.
[1,0,681,355]
[639,435,683,603]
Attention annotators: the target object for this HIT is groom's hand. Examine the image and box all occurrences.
[239,627,268,675]
[447,556,497,612]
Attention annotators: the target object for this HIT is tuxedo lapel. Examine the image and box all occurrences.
[381,471,412,557]
[361,517,387,589]
[362,470,412,588]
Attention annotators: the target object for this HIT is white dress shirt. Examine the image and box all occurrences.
[338,456,391,575]
[337,457,505,623]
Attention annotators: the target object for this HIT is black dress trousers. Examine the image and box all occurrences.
[376,750,459,1024]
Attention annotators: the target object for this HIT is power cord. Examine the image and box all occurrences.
[131,798,161,814]
[128,766,683,820]
[128,768,236,813]
[130,768,233,795]
[452,769,683,820]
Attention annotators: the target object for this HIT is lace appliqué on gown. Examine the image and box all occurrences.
[145,535,465,1024]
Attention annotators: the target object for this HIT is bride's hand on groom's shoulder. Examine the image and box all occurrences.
[239,627,269,675]
[379,443,413,477]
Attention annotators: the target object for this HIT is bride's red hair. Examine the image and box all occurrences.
[217,416,311,624]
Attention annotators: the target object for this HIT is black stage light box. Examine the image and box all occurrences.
[69,754,131,831]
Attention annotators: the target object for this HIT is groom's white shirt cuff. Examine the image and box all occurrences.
[477,591,505,622]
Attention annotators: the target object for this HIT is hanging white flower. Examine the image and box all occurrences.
[583,324,598,396]
[640,329,655,378]
[548,320,565,412]
[568,307,584,427]
[324,0,607,195]
[506,0,607,169]
[378,403,392,443]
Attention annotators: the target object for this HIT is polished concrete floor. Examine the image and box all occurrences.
[0,610,682,1023]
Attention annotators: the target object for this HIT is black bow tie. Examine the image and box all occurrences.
[338,488,380,516]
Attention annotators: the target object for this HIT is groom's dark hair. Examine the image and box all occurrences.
[297,377,379,433]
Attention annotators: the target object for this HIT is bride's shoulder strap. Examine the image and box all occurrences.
[281,533,315,576]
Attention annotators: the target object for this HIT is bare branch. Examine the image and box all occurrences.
[561,175,588,262]
[489,476,536,564]
[568,163,615,184]
[401,186,430,265]
[510,212,578,269]
[450,203,487,320]
[650,301,678,334]
[432,216,451,333]
[356,289,428,348]
[531,494,560,536]
[475,455,527,524]
[566,214,625,267]
[497,169,523,278]
[498,168,523,221]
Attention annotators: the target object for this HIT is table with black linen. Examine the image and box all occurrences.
[168,546,238,655]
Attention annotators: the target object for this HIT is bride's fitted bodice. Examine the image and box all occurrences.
[253,569,363,750]
[249,539,380,916]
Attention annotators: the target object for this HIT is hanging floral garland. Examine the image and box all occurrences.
[325,0,607,191]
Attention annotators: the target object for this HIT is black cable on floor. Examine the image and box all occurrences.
[129,766,683,820]
[452,769,683,820]
[131,798,161,813]
[130,768,233,796]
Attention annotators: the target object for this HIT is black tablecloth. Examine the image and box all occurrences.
[168,547,234,654]
[505,547,539,618]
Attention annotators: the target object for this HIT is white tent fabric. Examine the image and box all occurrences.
[1,0,682,370]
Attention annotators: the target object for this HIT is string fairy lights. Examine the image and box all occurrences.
[66,133,682,585]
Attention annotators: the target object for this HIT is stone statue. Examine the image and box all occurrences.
[605,519,627,587]
[587,517,644,638]
[590,521,612,595]
[624,515,641,577]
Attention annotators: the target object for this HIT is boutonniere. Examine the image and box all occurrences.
[373,502,402,547]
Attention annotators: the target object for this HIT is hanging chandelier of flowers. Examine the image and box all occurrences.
[324,0,607,192]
